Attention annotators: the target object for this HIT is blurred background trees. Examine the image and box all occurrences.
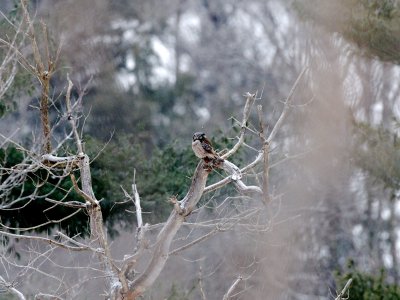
[1,0,400,298]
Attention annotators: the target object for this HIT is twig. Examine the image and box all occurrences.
[335,278,352,300]
[132,169,143,229]
[223,275,243,300]
[66,76,83,154]
[0,207,82,232]
[0,230,96,252]
[21,0,56,153]
[198,267,207,300]
[222,93,256,159]
[266,67,307,143]
[205,68,307,196]
[204,159,262,196]
[0,275,26,300]
[44,198,86,209]
[70,173,97,205]
[34,292,63,300]
[169,228,219,255]
[257,105,269,204]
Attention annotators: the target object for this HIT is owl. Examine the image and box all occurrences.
[192,132,223,166]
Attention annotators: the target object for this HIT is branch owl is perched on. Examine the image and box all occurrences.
[192,132,224,167]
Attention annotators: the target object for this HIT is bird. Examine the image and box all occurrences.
[192,132,223,166]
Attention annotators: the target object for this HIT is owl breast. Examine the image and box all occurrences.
[192,140,207,158]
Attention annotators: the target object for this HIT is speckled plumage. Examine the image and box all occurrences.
[192,132,223,164]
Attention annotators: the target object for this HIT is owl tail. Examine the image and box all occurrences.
[202,156,224,169]
[212,156,224,166]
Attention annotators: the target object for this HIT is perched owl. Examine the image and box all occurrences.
[192,132,223,165]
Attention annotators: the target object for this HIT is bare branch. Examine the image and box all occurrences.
[0,207,82,232]
[65,76,84,154]
[335,278,353,300]
[0,275,26,300]
[169,227,219,256]
[266,67,307,143]
[223,275,243,300]
[34,293,63,300]
[129,162,209,298]
[20,0,44,73]
[257,105,269,204]
[132,169,143,229]
[0,230,96,252]
[20,0,56,153]
[222,92,256,159]
[44,197,86,209]
[70,173,97,205]
[205,159,262,196]
[205,68,307,198]
[198,267,207,300]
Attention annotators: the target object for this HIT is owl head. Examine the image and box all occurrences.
[193,132,206,141]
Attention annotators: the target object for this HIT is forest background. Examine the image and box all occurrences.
[1,0,400,299]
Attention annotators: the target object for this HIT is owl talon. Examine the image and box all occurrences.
[202,162,213,172]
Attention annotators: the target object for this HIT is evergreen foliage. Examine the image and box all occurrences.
[336,261,400,299]
[0,133,240,238]
[294,0,400,63]
[87,132,240,234]
[352,120,400,189]
[345,0,400,63]
[0,146,88,237]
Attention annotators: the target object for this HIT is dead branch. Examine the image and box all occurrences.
[198,267,207,300]
[65,76,83,154]
[44,197,86,209]
[0,230,97,252]
[169,227,219,256]
[204,68,307,197]
[0,10,26,99]
[266,67,307,143]
[257,105,270,204]
[0,275,26,300]
[34,293,63,300]
[222,92,256,159]
[128,161,209,298]
[221,159,262,195]
[204,159,262,196]
[0,207,82,232]
[132,170,143,229]
[335,278,352,300]
[20,0,58,154]
[223,275,243,300]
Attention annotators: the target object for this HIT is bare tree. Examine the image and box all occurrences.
[0,1,309,299]
[0,2,27,101]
